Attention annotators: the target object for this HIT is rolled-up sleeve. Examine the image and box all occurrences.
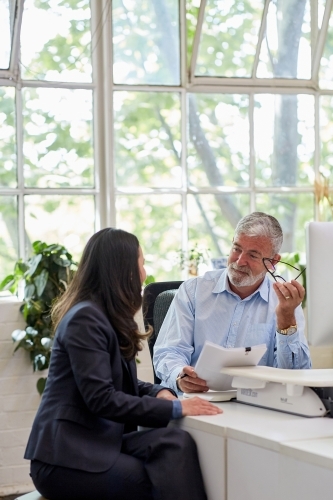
[274,305,311,369]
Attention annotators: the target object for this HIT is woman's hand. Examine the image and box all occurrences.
[156,389,177,401]
[181,396,223,416]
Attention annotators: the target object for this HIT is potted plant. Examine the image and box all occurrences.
[0,241,77,394]
[177,244,211,277]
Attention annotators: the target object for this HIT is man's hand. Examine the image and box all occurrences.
[177,366,209,393]
[181,396,223,416]
[156,389,177,401]
[273,279,305,330]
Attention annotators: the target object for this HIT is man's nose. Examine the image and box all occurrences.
[237,252,248,266]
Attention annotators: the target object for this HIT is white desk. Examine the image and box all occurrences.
[172,401,333,500]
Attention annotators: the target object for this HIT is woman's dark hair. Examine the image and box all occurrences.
[51,228,149,360]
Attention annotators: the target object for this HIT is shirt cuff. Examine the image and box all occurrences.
[172,399,183,419]
[276,329,299,343]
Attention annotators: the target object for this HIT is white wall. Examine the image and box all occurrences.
[0,299,153,496]
[0,300,41,496]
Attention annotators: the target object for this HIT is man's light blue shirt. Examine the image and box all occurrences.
[153,269,311,394]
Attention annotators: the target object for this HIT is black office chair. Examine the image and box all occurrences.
[143,281,183,383]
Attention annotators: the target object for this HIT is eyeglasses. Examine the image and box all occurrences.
[262,258,306,283]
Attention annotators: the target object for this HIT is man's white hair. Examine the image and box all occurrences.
[234,212,283,255]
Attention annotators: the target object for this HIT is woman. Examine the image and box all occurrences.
[24,228,222,500]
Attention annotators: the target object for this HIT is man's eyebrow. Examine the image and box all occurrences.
[233,242,262,256]
[248,249,262,256]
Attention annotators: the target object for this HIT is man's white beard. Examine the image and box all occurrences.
[227,263,266,287]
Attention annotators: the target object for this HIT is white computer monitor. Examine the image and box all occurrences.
[306,221,333,346]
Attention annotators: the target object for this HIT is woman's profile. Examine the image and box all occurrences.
[24,227,222,500]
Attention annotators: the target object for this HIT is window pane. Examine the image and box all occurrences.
[195,0,264,77]
[188,94,249,188]
[112,0,180,85]
[257,0,311,79]
[254,94,314,187]
[24,195,95,261]
[116,194,182,281]
[0,0,14,69]
[0,195,18,285]
[114,92,181,188]
[319,7,333,90]
[188,193,250,258]
[22,88,94,188]
[20,0,92,82]
[256,193,314,253]
[0,86,16,188]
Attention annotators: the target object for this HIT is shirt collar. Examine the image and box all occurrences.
[212,269,269,302]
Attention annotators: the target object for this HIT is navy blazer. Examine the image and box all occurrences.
[24,301,174,472]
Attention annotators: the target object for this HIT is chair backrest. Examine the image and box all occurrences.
[143,281,183,383]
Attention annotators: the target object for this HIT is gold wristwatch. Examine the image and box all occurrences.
[277,324,297,335]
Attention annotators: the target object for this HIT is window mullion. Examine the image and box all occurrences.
[181,88,188,253]
[249,94,256,212]
[15,86,25,259]
[91,0,107,232]
[179,0,187,87]
[314,91,320,221]
[9,0,24,76]
[102,0,115,228]
[312,0,333,81]
[252,0,271,78]
[189,0,207,83]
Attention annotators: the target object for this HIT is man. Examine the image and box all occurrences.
[153,212,311,394]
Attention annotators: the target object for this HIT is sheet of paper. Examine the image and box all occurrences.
[194,341,267,391]
[183,390,237,402]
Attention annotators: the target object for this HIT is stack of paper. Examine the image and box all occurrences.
[193,341,267,391]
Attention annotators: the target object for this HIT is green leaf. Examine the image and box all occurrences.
[22,338,34,348]
[46,243,63,252]
[26,326,38,336]
[35,269,49,297]
[52,255,70,267]
[32,241,46,254]
[0,275,16,291]
[41,337,53,349]
[144,275,155,285]
[27,254,43,276]
[15,261,28,274]
[34,353,47,371]
[37,377,47,395]
[24,284,35,301]
[11,329,26,342]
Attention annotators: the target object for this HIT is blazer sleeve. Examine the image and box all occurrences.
[137,379,177,398]
[58,303,174,428]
